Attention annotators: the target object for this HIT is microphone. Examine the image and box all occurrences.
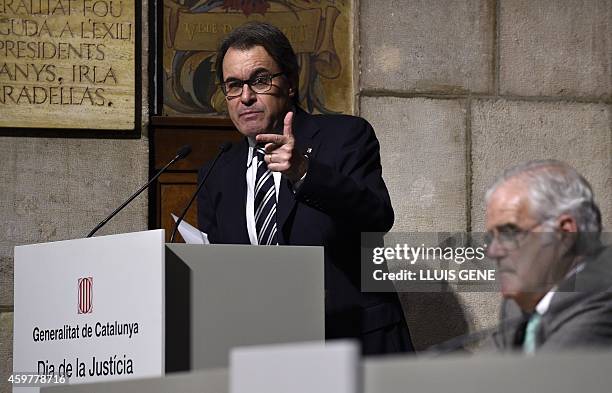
[169,142,232,243]
[86,145,192,238]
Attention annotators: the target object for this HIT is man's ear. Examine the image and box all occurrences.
[554,214,579,254]
[556,214,578,233]
[288,86,296,98]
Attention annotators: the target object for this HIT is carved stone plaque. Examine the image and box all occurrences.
[0,0,136,131]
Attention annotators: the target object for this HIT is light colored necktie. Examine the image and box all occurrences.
[254,146,279,245]
[522,312,542,354]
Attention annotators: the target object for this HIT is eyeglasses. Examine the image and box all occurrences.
[484,222,544,252]
[221,72,285,98]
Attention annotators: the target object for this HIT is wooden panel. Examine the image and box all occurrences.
[151,116,241,242]
[151,116,234,127]
[158,172,198,243]
[155,129,242,170]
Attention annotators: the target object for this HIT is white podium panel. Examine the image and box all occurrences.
[13,231,326,392]
[13,230,165,392]
[165,244,325,370]
[230,341,359,393]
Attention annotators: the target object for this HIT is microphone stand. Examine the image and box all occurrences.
[169,142,231,243]
[87,146,191,238]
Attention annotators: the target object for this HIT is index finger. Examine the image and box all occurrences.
[256,133,285,146]
[283,111,294,138]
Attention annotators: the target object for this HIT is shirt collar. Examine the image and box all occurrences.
[534,262,586,315]
[246,137,256,168]
[535,291,555,315]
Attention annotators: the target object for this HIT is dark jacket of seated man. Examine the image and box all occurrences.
[493,245,612,351]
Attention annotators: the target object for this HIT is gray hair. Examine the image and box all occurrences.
[485,160,602,233]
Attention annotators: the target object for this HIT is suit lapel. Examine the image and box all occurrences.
[223,139,250,243]
[494,299,528,350]
[276,109,321,244]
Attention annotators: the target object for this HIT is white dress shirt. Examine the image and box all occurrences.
[246,138,281,245]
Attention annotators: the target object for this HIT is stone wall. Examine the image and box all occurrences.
[0,2,150,392]
[360,0,611,350]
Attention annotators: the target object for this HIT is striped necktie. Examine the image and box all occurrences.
[522,312,542,354]
[254,146,279,245]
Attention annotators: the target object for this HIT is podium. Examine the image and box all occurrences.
[13,230,324,391]
[40,347,612,393]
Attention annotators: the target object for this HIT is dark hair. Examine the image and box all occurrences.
[215,21,299,103]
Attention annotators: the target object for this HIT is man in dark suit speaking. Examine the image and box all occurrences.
[485,160,612,353]
[197,21,413,355]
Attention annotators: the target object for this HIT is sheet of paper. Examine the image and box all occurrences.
[171,214,210,244]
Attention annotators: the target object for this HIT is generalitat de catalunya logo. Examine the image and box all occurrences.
[78,277,93,314]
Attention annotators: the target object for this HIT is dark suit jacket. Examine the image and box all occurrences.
[197,108,413,354]
[492,246,612,352]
